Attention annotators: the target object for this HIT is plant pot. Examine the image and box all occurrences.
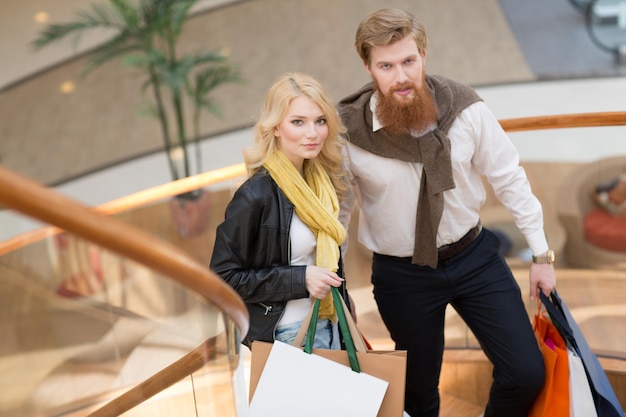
[168,189,212,238]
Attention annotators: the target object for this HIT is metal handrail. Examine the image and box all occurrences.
[585,0,626,57]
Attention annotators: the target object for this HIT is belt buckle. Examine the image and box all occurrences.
[438,223,480,262]
[438,243,451,252]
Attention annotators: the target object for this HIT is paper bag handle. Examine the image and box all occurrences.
[294,287,368,352]
[539,290,576,349]
[294,287,364,372]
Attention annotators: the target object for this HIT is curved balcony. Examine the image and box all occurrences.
[1,111,626,416]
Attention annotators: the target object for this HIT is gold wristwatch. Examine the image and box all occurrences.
[532,249,555,264]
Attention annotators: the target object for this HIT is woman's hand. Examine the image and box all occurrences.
[305,265,344,299]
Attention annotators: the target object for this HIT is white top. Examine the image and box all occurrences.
[278,212,315,326]
[340,98,549,258]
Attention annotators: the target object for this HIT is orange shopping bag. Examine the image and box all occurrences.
[528,303,570,417]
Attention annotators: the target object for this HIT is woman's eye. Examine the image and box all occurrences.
[291,119,303,126]
[316,118,327,125]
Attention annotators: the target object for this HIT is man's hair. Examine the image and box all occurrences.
[355,9,428,65]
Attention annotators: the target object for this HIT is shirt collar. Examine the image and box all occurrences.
[369,92,383,132]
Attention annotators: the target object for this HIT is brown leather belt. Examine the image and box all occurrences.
[437,222,482,261]
[374,222,483,264]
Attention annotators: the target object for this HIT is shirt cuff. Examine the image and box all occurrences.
[525,229,549,256]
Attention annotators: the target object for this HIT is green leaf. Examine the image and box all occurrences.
[32,0,243,180]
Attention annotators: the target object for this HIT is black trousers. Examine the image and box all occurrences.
[372,228,544,417]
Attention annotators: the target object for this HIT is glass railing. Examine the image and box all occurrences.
[0,165,249,417]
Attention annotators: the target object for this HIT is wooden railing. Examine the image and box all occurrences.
[500,111,626,132]
[87,336,221,417]
[0,162,247,255]
[3,110,626,258]
[498,111,626,132]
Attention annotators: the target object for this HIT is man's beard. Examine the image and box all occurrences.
[375,78,439,136]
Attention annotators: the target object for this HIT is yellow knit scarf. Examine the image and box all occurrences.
[264,151,346,321]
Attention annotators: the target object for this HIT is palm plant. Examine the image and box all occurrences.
[33,0,244,186]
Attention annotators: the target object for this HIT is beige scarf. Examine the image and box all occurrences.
[264,151,346,320]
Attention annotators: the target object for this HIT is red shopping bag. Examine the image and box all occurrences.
[528,303,570,417]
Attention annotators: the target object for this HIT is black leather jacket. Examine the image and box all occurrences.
[210,168,349,347]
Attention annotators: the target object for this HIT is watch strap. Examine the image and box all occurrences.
[532,249,555,264]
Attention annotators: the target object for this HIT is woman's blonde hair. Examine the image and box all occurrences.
[244,72,347,194]
[355,8,428,65]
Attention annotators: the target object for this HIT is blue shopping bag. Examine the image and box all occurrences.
[539,291,624,417]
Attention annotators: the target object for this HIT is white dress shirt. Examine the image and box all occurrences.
[340,97,549,258]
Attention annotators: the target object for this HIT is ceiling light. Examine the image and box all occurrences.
[34,12,49,23]
[59,81,75,94]
[169,147,184,161]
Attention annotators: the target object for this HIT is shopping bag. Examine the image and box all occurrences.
[249,341,388,417]
[249,287,407,417]
[568,348,598,417]
[529,302,570,417]
[539,291,625,417]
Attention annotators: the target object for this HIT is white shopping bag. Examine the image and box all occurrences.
[568,348,598,417]
[249,341,388,417]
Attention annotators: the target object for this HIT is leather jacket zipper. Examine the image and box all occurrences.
[259,302,273,315]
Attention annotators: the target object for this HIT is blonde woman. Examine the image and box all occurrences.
[211,72,352,349]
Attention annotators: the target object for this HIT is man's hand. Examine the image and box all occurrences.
[529,263,556,302]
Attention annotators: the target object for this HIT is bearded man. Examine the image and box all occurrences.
[337,8,557,417]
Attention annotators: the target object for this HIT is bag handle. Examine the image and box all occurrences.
[334,289,369,353]
[293,287,364,372]
[539,290,577,350]
[532,298,542,332]
[293,287,368,352]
